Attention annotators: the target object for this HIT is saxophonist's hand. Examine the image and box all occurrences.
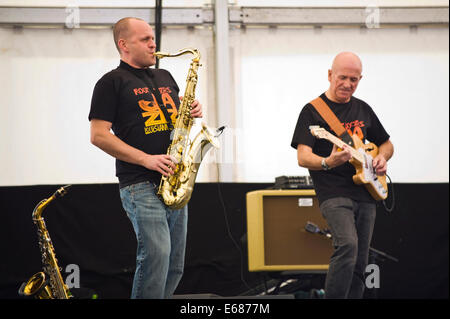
[180,96,203,118]
[144,154,177,176]
[190,100,203,118]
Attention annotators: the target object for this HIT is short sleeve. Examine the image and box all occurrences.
[88,75,119,123]
[291,104,316,149]
[366,105,390,146]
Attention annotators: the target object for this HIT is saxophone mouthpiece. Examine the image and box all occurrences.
[153,51,168,59]
[56,185,72,197]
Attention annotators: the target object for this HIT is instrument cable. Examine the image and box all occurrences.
[382,174,395,213]
[216,178,253,291]
[213,130,252,292]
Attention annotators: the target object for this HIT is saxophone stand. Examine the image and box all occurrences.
[305,221,399,299]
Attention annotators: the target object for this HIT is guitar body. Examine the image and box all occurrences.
[349,135,388,201]
[310,126,388,201]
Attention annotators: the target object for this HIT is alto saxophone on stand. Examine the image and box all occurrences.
[19,185,72,299]
[154,48,221,209]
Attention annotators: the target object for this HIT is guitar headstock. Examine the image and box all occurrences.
[309,125,329,139]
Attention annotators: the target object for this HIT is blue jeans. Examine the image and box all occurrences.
[119,181,187,299]
[319,197,376,299]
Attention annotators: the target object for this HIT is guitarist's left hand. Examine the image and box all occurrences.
[372,154,387,176]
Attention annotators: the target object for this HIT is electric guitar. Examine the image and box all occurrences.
[309,125,388,201]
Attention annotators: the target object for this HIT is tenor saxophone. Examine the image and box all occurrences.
[155,48,220,209]
[19,185,72,299]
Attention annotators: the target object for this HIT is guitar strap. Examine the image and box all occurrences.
[309,96,354,147]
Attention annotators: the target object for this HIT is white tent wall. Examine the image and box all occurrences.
[230,25,449,183]
[0,3,448,186]
[0,26,215,185]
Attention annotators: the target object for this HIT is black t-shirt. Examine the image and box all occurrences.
[291,93,390,204]
[89,60,180,188]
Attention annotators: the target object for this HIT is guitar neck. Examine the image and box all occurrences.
[324,134,347,149]
[317,131,364,164]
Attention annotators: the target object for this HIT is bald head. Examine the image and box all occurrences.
[112,17,157,68]
[326,52,363,103]
[113,17,145,53]
[331,52,363,74]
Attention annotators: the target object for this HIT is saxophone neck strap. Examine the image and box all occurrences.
[309,96,354,147]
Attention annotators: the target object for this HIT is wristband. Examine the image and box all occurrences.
[321,157,331,171]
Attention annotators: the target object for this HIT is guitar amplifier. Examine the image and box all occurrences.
[274,175,314,189]
[246,189,332,272]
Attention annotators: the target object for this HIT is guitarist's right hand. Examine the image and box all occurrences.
[327,144,353,168]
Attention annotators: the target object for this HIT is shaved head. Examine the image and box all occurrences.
[112,17,157,68]
[113,17,145,53]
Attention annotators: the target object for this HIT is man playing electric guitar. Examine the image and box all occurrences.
[291,52,394,299]
[309,125,388,201]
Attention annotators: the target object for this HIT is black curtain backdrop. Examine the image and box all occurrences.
[0,183,448,299]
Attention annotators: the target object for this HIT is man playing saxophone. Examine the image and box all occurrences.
[89,17,202,299]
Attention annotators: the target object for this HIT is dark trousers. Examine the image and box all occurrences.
[319,197,376,299]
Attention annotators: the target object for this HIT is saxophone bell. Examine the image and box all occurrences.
[19,272,53,299]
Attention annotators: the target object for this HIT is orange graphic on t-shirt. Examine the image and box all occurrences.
[159,89,177,123]
[138,88,178,129]
[138,95,166,127]
[342,120,365,139]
